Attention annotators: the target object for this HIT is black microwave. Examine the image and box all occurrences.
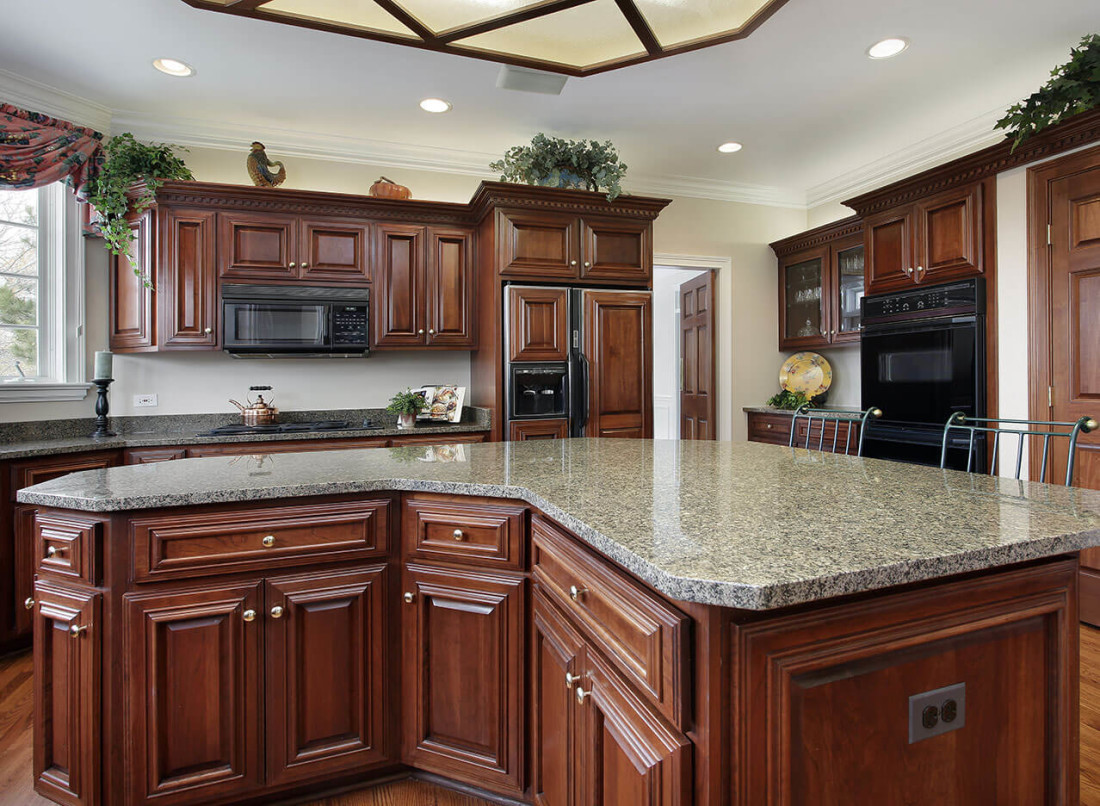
[222,284,370,357]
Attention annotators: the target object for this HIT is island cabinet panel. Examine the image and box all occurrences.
[400,563,526,797]
[299,217,369,284]
[732,558,1078,805]
[507,286,570,362]
[579,216,651,283]
[581,290,653,439]
[124,583,264,806]
[32,582,100,806]
[498,210,579,279]
[265,566,390,786]
[403,494,527,570]
[160,208,218,349]
[217,211,299,281]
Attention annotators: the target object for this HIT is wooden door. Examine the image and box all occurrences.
[830,234,865,344]
[916,182,983,285]
[266,566,390,786]
[864,207,916,294]
[577,649,691,806]
[508,286,569,362]
[161,207,218,349]
[532,591,585,806]
[299,217,369,284]
[32,582,100,806]
[401,564,525,796]
[778,247,829,349]
[124,583,263,805]
[679,272,715,440]
[498,210,578,279]
[425,227,477,347]
[109,209,155,351]
[510,419,569,441]
[581,291,653,438]
[373,223,425,347]
[579,216,652,283]
[218,212,299,281]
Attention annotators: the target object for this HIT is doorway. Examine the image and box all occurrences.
[653,265,714,439]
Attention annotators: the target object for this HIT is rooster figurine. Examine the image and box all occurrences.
[246,142,286,188]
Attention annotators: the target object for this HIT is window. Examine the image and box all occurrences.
[0,183,88,402]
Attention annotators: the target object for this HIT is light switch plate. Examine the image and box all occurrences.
[908,682,966,744]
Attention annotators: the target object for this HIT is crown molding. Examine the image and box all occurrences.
[805,107,1008,210]
[626,173,806,209]
[0,68,113,134]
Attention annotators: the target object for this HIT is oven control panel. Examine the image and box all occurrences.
[862,279,984,323]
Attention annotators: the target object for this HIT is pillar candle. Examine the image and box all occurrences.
[93,351,113,380]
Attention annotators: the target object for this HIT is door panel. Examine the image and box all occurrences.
[426,227,477,347]
[218,212,298,281]
[510,419,569,441]
[161,208,217,349]
[109,210,155,351]
[125,583,263,805]
[865,209,915,294]
[508,286,570,362]
[679,272,716,440]
[32,583,100,806]
[917,183,983,284]
[582,291,653,438]
[402,564,525,796]
[13,504,36,636]
[580,217,651,283]
[373,223,425,347]
[499,210,578,279]
[300,218,369,283]
[266,566,390,785]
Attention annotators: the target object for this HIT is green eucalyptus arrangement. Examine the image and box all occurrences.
[387,388,429,416]
[490,133,628,201]
[86,133,193,281]
[996,33,1100,150]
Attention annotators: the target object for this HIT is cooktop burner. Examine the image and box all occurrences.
[197,420,381,437]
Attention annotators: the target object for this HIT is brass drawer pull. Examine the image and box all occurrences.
[565,671,583,689]
[24,597,35,610]
[404,592,415,604]
[569,585,587,602]
[453,529,465,541]
[576,686,591,704]
[262,535,276,548]
[69,624,87,638]
[270,605,284,619]
[243,609,257,622]
[45,545,63,558]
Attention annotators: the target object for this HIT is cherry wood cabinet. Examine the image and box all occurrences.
[109,209,155,351]
[124,447,187,464]
[300,217,370,284]
[745,408,865,453]
[581,290,653,438]
[218,211,299,282]
[510,419,569,441]
[425,227,477,347]
[579,215,652,283]
[507,286,569,362]
[161,207,218,349]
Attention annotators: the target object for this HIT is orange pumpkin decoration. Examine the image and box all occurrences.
[369,176,412,200]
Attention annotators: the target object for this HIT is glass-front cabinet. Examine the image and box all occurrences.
[772,218,864,350]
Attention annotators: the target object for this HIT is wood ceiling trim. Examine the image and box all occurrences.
[372,0,438,43]
[613,0,661,56]
[435,0,596,45]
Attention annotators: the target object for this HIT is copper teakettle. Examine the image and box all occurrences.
[229,385,279,426]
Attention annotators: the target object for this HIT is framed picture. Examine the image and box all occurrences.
[415,385,466,423]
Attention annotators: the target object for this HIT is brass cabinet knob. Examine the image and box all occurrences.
[453,529,465,541]
[916,266,924,280]
[270,605,284,619]
[301,262,309,269]
[766,423,773,430]
[565,672,583,689]
[428,329,435,335]
[204,327,213,334]
[404,592,415,604]
[583,261,591,268]
[24,597,35,610]
[575,686,591,704]
[570,260,578,266]
[831,329,837,336]
[569,585,586,602]
[69,624,87,638]
[46,546,59,558]
[289,262,297,269]
[417,329,425,335]
[243,609,257,622]
[262,535,275,548]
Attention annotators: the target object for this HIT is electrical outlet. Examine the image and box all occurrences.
[133,394,158,408]
[908,682,965,744]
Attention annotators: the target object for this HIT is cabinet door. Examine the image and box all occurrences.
[864,208,916,294]
[425,227,477,347]
[915,182,983,284]
[373,223,425,347]
[578,650,691,806]
[266,567,390,786]
[401,564,525,796]
[507,286,569,362]
[218,212,299,281]
[109,209,155,351]
[161,207,218,349]
[830,235,864,344]
[510,419,569,441]
[581,291,652,438]
[13,504,36,637]
[299,217,369,284]
[32,582,100,806]
[580,216,651,283]
[779,248,829,350]
[124,583,263,805]
[499,210,578,279]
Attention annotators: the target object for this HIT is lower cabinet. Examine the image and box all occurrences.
[510,419,569,441]
[401,563,526,796]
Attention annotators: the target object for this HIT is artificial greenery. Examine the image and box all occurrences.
[996,33,1100,150]
[490,133,628,201]
[765,389,826,410]
[387,388,429,416]
[85,133,193,282]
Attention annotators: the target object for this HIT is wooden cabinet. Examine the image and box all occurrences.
[507,286,569,362]
[299,216,369,284]
[124,447,187,464]
[219,212,369,284]
[374,224,477,349]
[109,209,155,351]
[579,215,652,283]
[745,409,866,453]
[581,290,653,438]
[401,563,526,796]
[161,207,218,349]
[510,419,569,441]
[770,217,865,350]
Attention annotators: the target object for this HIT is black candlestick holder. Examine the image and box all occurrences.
[91,378,116,438]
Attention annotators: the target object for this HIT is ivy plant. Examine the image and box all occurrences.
[996,33,1100,150]
[85,133,193,283]
[490,133,628,201]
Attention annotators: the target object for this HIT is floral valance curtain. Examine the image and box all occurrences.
[0,103,103,200]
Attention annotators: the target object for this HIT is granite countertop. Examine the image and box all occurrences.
[18,438,1100,611]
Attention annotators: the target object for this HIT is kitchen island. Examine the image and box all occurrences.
[18,438,1100,805]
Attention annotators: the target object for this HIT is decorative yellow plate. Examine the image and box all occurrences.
[779,352,832,398]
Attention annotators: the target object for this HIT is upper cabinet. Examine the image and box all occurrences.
[771,217,865,350]
[219,213,369,284]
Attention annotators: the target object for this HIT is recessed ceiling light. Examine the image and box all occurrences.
[152,58,194,77]
[717,142,743,154]
[867,38,909,59]
[419,98,452,114]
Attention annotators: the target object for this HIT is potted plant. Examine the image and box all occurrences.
[85,133,193,283]
[387,388,428,429]
[490,133,628,201]
[995,33,1100,150]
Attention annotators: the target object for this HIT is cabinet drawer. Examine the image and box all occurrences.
[747,412,792,444]
[36,514,100,585]
[11,451,120,499]
[531,515,689,726]
[404,495,527,569]
[132,499,391,581]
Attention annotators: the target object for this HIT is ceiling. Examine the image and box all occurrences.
[0,0,1093,207]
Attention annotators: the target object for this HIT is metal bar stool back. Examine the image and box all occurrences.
[788,406,883,456]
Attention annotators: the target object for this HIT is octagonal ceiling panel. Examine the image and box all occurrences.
[394,0,548,35]
[261,0,417,38]
[633,0,779,48]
